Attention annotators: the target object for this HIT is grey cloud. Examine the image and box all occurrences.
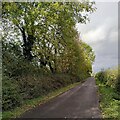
[77,2,118,72]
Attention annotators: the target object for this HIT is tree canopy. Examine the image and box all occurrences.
[2,1,96,74]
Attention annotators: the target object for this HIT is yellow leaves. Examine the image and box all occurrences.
[12,18,19,25]
[52,2,60,9]
[41,8,47,16]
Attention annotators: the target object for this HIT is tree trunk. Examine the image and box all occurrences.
[21,28,34,61]
[49,62,54,73]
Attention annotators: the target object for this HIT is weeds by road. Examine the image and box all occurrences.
[96,79,120,118]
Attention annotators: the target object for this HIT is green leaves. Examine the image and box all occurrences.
[2,2,96,75]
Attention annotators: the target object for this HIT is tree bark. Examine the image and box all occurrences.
[21,27,34,61]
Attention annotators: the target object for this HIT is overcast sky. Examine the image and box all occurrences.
[76,2,118,73]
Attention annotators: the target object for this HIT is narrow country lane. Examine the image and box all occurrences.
[19,77,102,118]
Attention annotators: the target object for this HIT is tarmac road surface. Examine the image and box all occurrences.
[19,77,102,118]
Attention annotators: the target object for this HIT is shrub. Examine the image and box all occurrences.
[95,71,107,84]
[116,74,120,94]
[96,67,119,93]
[18,74,78,100]
[95,68,118,88]
[2,75,22,111]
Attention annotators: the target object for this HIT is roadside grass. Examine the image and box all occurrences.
[2,81,81,119]
[96,80,120,118]
[0,112,2,120]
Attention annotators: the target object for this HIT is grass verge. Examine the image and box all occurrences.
[96,80,120,118]
[2,81,82,119]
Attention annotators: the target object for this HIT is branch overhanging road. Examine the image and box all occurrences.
[20,77,102,118]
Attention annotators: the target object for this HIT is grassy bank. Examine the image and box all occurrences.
[2,81,82,119]
[96,79,120,118]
